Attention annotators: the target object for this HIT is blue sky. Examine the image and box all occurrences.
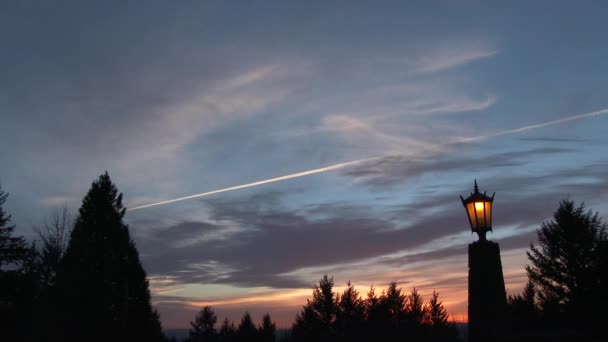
[2,1,608,328]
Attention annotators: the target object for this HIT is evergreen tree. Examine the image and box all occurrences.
[507,281,539,338]
[218,318,236,342]
[382,282,407,328]
[406,287,426,325]
[56,172,164,341]
[189,306,218,342]
[0,183,30,342]
[525,199,607,334]
[291,275,338,341]
[405,287,426,339]
[237,311,258,341]
[427,291,448,326]
[0,183,26,269]
[335,281,365,341]
[258,313,276,342]
[426,290,459,342]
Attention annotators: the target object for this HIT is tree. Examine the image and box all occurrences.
[56,172,164,341]
[507,281,539,337]
[258,313,276,342]
[0,183,30,342]
[237,312,258,341]
[218,318,236,342]
[427,291,448,327]
[189,306,218,342]
[406,287,426,325]
[291,275,338,341]
[0,183,26,269]
[35,205,72,287]
[426,291,459,342]
[382,282,407,328]
[526,199,607,336]
[335,281,365,341]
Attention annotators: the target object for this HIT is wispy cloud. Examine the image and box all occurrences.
[410,47,497,73]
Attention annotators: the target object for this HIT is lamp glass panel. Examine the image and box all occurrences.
[474,202,485,227]
[485,201,492,228]
[466,202,478,230]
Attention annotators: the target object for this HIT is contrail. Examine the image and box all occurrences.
[128,158,378,211]
[454,108,608,143]
[128,108,608,211]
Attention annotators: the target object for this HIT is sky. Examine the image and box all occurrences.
[2,0,608,329]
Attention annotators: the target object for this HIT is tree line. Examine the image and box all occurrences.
[1,172,607,341]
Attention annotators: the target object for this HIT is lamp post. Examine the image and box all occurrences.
[461,180,507,342]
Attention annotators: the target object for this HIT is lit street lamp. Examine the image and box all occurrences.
[460,180,495,241]
[461,180,506,342]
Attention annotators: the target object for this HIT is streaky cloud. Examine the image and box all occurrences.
[129,107,608,211]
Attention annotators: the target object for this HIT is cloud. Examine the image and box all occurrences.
[410,47,497,73]
[341,147,574,187]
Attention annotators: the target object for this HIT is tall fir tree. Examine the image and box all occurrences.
[0,183,30,342]
[335,281,365,341]
[258,313,276,342]
[56,172,164,341]
[0,183,26,269]
[218,318,236,342]
[291,275,338,341]
[188,306,218,342]
[237,312,258,341]
[526,199,608,338]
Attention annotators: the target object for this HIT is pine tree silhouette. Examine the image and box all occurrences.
[258,313,276,342]
[526,199,608,337]
[218,318,237,342]
[237,312,258,341]
[292,275,338,341]
[0,183,26,269]
[189,306,218,342]
[56,172,164,341]
[335,281,365,341]
[0,183,30,342]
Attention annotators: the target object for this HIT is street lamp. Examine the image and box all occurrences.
[460,180,495,241]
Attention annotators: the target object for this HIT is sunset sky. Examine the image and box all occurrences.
[2,1,608,329]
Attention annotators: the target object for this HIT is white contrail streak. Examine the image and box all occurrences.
[454,108,608,143]
[128,108,608,211]
[128,158,377,211]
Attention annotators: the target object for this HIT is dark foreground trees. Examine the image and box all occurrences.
[519,199,608,340]
[186,308,277,342]
[0,183,30,341]
[291,276,460,342]
[56,172,164,341]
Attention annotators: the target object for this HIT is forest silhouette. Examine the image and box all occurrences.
[1,172,607,341]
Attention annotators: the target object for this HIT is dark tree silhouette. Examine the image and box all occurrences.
[407,287,426,324]
[55,172,164,341]
[237,312,258,341]
[506,280,539,338]
[218,318,237,342]
[189,306,218,342]
[426,291,459,342]
[35,206,72,287]
[0,183,30,342]
[0,183,26,269]
[335,281,365,341]
[291,275,338,341]
[427,291,448,326]
[526,199,607,336]
[258,313,276,342]
[382,282,407,328]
